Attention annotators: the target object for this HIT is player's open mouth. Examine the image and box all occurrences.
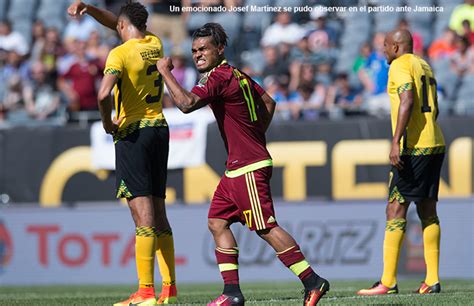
[196,59,206,66]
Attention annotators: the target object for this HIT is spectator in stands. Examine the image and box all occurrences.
[24,61,62,121]
[326,72,363,116]
[449,0,474,36]
[450,35,474,77]
[2,75,27,122]
[428,28,457,61]
[315,62,333,87]
[0,46,29,83]
[290,35,326,67]
[398,19,423,55]
[145,0,187,49]
[86,30,110,65]
[169,48,197,91]
[261,11,305,46]
[289,61,316,92]
[57,37,78,76]
[305,6,337,52]
[262,45,289,80]
[41,28,65,79]
[353,42,371,74]
[30,21,46,63]
[58,39,103,112]
[461,19,474,44]
[265,75,299,121]
[0,21,29,57]
[0,48,30,101]
[359,32,390,117]
[290,83,326,120]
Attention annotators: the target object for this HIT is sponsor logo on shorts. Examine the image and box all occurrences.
[267,216,276,224]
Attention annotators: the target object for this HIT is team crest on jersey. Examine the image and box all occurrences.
[197,74,209,87]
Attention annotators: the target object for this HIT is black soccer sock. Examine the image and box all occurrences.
[223,284,241,295]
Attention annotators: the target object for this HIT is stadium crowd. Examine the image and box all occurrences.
[0,0,473,127]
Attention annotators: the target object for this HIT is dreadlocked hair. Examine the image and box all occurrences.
[192,23,228,47]
[119,0,148,32]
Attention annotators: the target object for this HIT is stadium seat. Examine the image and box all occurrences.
[275,0,303,7]
[37,0,69,30]
[432,58,459,101]
[213,12,241,43]
[437,0,463,5]
[0,0,8,21]
[375,13,400,33]
[454,74,474,115]
[7,0,37,21]
[242,0,272,33]
[433,4,459,38]
[186,12,210,33]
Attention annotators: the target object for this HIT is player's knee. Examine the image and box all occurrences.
[207,218,228,235]
[386,201,408,219]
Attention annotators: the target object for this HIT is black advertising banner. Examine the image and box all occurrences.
[0,117,472,206]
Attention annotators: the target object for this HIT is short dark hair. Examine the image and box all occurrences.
[192,23,228,47]
[119,0,148,32]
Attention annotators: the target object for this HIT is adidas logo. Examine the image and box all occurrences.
[267,216,276,223]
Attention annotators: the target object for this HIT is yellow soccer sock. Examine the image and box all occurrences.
[156,230,176,286]
[136,226,157,289]
[381,218,406,288]
[422,216,440,286]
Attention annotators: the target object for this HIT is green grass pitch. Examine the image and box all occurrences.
[1,279,473,305]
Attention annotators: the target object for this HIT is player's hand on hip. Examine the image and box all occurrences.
[67,1,87,18]
[390,142,404,170]
[103,117,124,135]
[156,57,174,73]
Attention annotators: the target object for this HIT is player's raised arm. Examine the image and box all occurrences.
[157,57,209,113]
[67,0,118,31]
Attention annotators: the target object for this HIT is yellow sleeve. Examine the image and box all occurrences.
[391,58,413,94]
[104,48,123,77]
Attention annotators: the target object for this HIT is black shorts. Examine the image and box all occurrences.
[388,153,444,204]
[115,126,169,199]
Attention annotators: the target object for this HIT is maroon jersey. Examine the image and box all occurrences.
[191,61,271,170]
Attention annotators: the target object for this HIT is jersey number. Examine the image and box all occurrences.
[145,64,163,104]
[420,75,438,116]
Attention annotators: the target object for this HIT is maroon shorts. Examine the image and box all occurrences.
[208,166,278,231]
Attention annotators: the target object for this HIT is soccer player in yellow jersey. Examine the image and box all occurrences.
[358,30,445,296]
[67,1,177,305]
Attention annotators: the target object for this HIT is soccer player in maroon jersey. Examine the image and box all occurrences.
[157,23,329,306]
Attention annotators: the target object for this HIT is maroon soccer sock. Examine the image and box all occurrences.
[277,245,317,286]
[215,247,240,293]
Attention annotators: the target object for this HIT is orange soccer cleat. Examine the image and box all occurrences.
[414,282,441,294]
[304,277,330,306]
[207,293,245,306]
[357,281,398,295]
[157,284,178,304]
[113,290,156,306]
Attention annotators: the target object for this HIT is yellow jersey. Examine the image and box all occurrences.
[104,32,167,141]
[387,53,445,155]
